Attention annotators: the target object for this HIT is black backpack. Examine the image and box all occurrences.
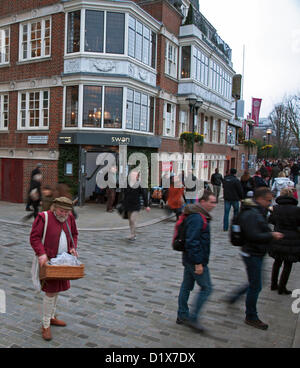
[230,211,245,247]
[172,213,207,252]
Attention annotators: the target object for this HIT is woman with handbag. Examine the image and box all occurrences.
[269,188,300,295]
[30,197,78,341]
[122,171,150,241]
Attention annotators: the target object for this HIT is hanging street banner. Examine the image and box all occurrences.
[251,98,262,126]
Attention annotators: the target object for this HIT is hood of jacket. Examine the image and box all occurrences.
[276,195,298,206]
[274,177,292,187]
[184,203,212,222]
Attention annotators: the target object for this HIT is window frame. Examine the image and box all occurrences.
[163,102,176,137]
[63,84,155,134]
[18,90,50,130]
[165,40,178,79]
[19,17,51,62]
[0,93,9,130]
[0,27,10,65]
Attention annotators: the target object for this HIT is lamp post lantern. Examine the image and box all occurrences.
[266,128,272,160]
[185,95,203,171]
[246,119,255,169]
[266,128,272,145]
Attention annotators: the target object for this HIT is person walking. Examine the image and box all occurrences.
[271,164,281,186]
[290,162,299,187]
[167,175,185,220]
[210,168,223,203]
[176,191,217,332]
[26,163,43,211]
[240,170,254,199]
[269,188,300,295]
[222,168,243,231]
[271,172,294,198]
[122,171,150,241]
[226,188,284,330]
[30,197,78,341]
[23,170,42,221]
[185,170,198,204]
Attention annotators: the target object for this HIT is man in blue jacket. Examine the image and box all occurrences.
[177,191,217,332]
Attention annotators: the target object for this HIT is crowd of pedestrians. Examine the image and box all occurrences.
[24,158,300,341]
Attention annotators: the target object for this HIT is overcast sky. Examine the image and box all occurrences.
[198,0,300,118]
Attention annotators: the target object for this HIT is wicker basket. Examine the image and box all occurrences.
[40,263,85,281]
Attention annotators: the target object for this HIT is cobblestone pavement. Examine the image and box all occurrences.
[0,201,300,348]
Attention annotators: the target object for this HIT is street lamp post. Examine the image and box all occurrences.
[246,119,255,169]
[266,128,272,161]
[185,95,203,171]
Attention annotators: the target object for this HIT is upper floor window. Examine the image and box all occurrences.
[211,61,232,100]
[212,120,219,143]
[165,41,178,79]
[220,121,226,144]
[193,47,209,86]
[163,102,176,137]
[179,110,188,136]
[204,117,210,142]
[68,10,125,55]
[20,18,51,61]
[0,28,9,64]
[0,94,9,130]
[18,90,49,129]
[181,46,191,78]
[128,15,156,68]
[67,11,80,53]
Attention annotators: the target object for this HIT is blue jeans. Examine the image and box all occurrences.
[186,198,196,204]
[229,256,263,321]
[223,200,240,231]
[177,263,213,322]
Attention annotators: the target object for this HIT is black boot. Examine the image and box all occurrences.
[278,261,292,295]
[271,259,281,291]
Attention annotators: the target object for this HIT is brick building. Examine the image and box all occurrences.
[0,0,248,204]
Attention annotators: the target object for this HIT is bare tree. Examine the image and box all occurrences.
[286,94,300,148]
[269,103,292,158]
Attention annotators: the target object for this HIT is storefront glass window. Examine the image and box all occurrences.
[83,86,102,127]
[104,87,123,129]
[65,86,78,127]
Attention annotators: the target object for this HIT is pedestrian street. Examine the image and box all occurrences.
[0,200,299,348]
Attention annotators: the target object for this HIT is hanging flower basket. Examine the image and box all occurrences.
[243,139,257,148]
[179,132,204,150]
[261,145,273,151]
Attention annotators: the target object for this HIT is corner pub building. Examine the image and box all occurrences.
[0,0,248,204]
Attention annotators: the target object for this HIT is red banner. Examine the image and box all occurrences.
[251,98,262,126]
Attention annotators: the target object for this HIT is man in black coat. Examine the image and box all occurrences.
[227,188,283,330]
[222,168,243,231]
[210,168,223,203]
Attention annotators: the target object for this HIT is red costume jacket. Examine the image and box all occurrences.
[30,210,78,293]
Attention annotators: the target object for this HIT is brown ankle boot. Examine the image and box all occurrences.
[50,317,66,327]
[42,326,52,341]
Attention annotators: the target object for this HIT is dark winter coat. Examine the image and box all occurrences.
[211,173,223,186]
[268,196,300,262]
[122,186,149,212]
[239,199,273,257]
[240,177,255,198]
[223,175,243,201]
[182,204,212,266]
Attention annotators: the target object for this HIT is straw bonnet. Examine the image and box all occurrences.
[53,197,73,210]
